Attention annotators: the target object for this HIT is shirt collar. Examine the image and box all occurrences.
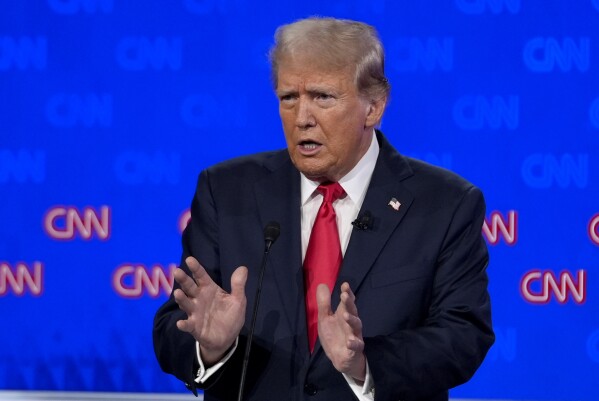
[300,131,380,205]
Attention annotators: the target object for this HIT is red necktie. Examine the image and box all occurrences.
[303,182,345,353]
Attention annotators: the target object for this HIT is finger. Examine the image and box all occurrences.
[176,318,193,333]
[343,313,363,334]
[230,266,248,300]
[173,288,195,314]
[174,268,199,297]
[316,283,333,320]
[340,282,358,316]
[186,256,214,287]
[346,336,365,352]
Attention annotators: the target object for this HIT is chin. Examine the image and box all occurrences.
[299,170,325,181]
[302,169,339,183]
[293,158,337,182]
[296,166,326,181]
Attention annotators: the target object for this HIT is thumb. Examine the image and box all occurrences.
[230,265,248,299]
[316,283,332,320]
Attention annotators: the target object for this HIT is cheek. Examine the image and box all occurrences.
[328,117,363,149]
[279,109,290,125]
[280,113,295,136]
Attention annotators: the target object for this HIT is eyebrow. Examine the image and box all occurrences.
[276,86,338,97]
[305,84,337,94]
[276,89,298,97]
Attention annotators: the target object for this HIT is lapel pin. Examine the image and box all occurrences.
[388,197,401,211]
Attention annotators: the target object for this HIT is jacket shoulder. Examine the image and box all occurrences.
[194,149,292,201]
[376,131,479,198]
[200,149,288,183]
[206,149,288,174]
[401,157,483,205]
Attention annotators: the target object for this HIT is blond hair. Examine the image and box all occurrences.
[269,17,390,103]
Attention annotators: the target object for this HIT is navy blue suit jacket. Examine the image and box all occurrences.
[153,131,494,401]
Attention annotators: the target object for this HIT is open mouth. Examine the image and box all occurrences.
[300,141,320,150]
[298,140,322,155]
[300,140,322,148]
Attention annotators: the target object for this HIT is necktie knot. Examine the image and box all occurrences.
[317,182,345,203]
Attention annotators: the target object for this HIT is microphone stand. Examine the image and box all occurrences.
[237,222,280,401]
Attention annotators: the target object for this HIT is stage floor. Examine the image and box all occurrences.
[0,392,520,401]
[0,393,196,401]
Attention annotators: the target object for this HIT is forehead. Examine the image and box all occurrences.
[276,59,356,91]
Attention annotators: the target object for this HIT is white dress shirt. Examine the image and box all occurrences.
[196,131,379,401]
[300,132,378,401]
[300,130,379,259]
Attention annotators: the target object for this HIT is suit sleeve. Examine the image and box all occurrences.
[364,186,494,401]
[152,169,245,397]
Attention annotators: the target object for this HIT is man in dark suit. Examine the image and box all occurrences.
[153,17,494,401]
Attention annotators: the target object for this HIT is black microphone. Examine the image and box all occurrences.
[352,210,373,231]
[237,221,280,401]
[263,222,280,251]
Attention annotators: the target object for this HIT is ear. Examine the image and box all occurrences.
[364,97,387,128]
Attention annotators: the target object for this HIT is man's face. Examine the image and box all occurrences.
[276,59,383,182]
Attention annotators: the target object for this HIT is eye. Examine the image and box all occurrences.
[315,92,333,101]
[278,93,297,103]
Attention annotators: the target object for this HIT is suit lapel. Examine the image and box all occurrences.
[332,133,415,306]
[311,132,416,355]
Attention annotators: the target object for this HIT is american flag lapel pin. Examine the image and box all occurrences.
[388,197,401,211]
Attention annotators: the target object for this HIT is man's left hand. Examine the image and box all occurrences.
[317,282,366,382]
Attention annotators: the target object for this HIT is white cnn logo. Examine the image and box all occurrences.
[520,270,586,305]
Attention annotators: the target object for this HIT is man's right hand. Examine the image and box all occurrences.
[173,256,248,366]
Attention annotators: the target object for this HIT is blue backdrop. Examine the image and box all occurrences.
[1,1,598,400]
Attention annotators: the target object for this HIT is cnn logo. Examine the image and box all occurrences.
[589,214,599,246]
[483,210,517,245]
[0,262,43,296]
[520,270,586,305]
[113,263,176,298]
[44,205,111,240]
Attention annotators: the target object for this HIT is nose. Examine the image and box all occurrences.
[296,97,316,129]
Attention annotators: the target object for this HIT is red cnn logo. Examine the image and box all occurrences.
[44,205,111,240]
[483,210,518,245]
[179,208,191,234]
[112,263,176,298]
[0,262,43,296]
[589,214,599,246]
[520,270,586,305]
